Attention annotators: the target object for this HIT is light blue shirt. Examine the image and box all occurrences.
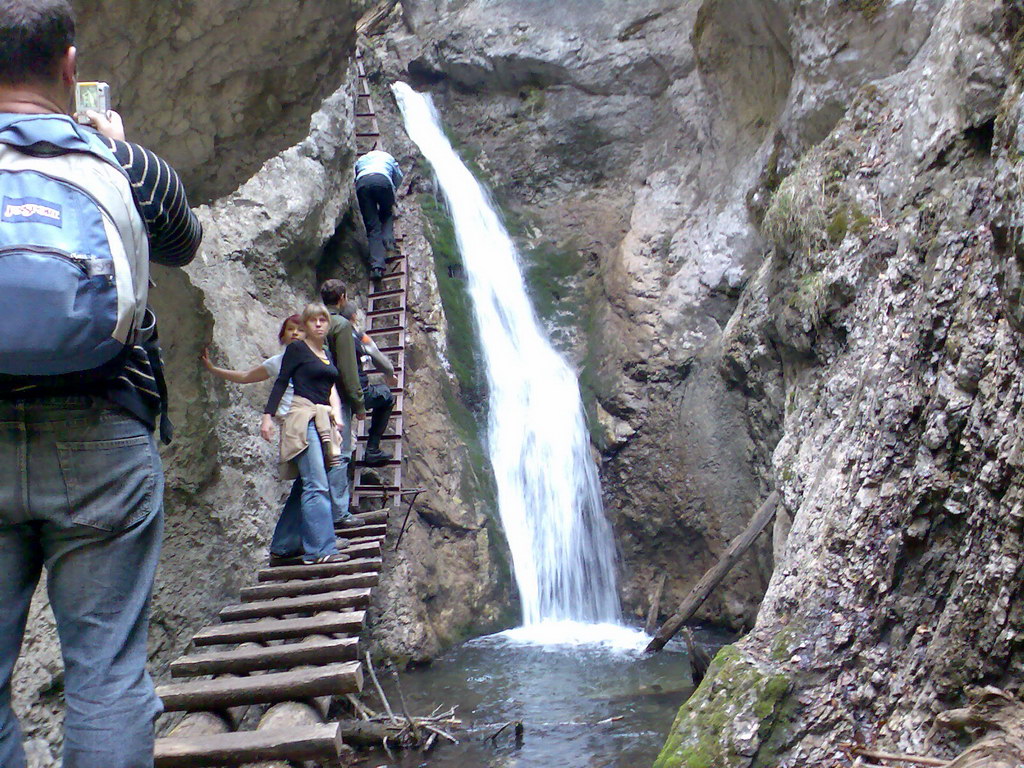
[355,150,403,190]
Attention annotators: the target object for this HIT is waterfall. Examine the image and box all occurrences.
[394,83,621,628]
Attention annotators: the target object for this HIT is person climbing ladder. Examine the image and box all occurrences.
[355,148,403,280]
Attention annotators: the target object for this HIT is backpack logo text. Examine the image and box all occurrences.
[3,196,62,226]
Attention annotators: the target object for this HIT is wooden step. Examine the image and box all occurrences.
[334,521,387,536]
[356,433,401,442]
[257,557,381,583]
[218,588,371,622]
[341,539,381,557]
[157,661,362,712]
[170,637,359,678]
[369,289,405,300]
[240,572,377,602]
[353,484,402,494]
[191,611,365,647]
[155,723,344,768]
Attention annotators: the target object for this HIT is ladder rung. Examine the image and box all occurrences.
[366,324,405,335]
[257,556,381,583]
[369,288,405,299]
[239,573,377,602]
[169,637,358,677]
[191,611,365,646]
[154,724,344,767]
[367,306,406,317]
[218,588,371,622]
[156,662,362,712]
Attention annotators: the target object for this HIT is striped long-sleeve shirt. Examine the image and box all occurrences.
[7,135,202,439]
[99,138,202,441]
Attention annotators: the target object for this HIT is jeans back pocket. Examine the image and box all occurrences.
[57,434,158,532]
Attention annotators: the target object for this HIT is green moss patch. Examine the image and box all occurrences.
[653,646,795,768]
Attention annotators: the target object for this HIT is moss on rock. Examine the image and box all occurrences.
[653,645,795,768]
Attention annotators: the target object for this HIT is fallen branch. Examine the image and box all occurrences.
[424,723,460,745]
[389,662,421,741]
[646,491,779,653]
[364,652,397,724]
[849,747,949,767]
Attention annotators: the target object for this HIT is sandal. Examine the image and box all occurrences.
[308,552,350,565]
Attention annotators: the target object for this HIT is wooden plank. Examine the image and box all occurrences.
[154,723,343,767]
[240,572,377,601]
[218,589,371,622]
[257,557,381,583]
[333,523,387,537]
[646,492,779,653]
[191,610,364,646]
[341,540,381,558]
[157,661,363,711]
[170,637,359,678]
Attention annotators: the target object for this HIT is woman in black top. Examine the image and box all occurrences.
[260,304,345,565]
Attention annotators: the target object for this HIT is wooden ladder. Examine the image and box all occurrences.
[151,46,412,768]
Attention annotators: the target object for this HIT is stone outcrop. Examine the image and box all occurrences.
[74,0,361,202]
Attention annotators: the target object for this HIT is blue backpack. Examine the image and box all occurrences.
[0,113,149,387]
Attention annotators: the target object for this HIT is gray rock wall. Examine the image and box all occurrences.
[368,0,1024,763]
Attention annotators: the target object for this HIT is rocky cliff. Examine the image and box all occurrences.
[365,0,1024,764]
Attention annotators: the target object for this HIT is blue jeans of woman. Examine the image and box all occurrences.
[269,420,338,562]
[0,397,164,768]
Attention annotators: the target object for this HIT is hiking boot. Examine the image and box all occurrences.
[361,447,393,466]
[336,515,364,528]
[370,267,384,281]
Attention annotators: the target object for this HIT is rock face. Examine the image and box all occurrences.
[365,0,1024,764]
[74,0,360,203]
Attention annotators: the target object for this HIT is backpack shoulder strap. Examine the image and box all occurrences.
[0,113,127,176]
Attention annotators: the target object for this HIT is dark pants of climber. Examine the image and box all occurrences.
[363,382,395,456]
[356,173,396,273]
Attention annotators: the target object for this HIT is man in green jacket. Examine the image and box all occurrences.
[320,279,365,525]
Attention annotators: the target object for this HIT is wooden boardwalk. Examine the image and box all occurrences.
[153,47,412,767]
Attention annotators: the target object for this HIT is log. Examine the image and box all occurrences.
[852,749,948,767]
[257,557,382,582]
[240,572,378,601]
[354,509,388,524]
[156,661,363,711]
[333,523,386,537]
[218,589,371,622]
[340,540,381,558]
[165,711,232,739]
[170,637,359,678]
[192,611,365,646]
[154,724,343,768]
[251,702,330,768]
[646,492,779,653]
[644,573,667,636]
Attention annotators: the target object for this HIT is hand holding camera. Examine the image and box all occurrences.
[73,81,125,141]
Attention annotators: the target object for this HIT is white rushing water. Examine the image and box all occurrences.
[394,83,624,631]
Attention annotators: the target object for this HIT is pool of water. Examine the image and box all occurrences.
[355,622,727,768]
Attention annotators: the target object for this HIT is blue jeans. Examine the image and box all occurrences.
[270,404,353,543]
[0,397,164,768]
[269,421,338,563]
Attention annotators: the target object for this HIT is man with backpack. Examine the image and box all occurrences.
[0,2,202,767]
